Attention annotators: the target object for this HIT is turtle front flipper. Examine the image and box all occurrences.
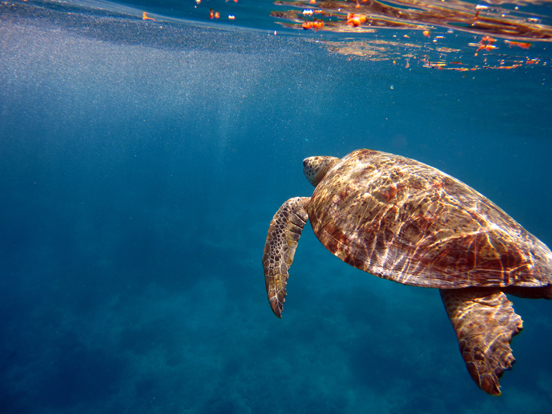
[440,288,523,395]
[262,197,310,318]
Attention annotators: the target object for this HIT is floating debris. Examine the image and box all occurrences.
[272,0,552,40]
[505,40,532,49]
[142,12,155,21]
[475,36,497,55]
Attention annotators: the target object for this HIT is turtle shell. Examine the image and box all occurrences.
[308,149,552,289]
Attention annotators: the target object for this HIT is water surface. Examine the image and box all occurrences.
[1,1,552,413]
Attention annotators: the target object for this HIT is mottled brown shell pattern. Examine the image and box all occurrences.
[308,149,552,289]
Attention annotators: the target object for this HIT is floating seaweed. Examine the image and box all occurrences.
[272,0,551,70]
[272,0,552,40]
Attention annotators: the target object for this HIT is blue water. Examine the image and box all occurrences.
[1,1,552,413]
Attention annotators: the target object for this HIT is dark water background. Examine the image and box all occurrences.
[1,1,552,413]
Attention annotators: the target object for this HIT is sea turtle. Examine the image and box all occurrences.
[262,148,552,395]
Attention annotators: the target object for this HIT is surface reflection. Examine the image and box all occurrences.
[272,0,552,40]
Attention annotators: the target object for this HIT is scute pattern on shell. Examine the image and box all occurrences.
[308,149,552,289]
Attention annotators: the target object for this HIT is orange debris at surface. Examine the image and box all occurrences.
[142,12,155,21]
[505,40,531,49]
[475,36,497,54]
[346,13,367,27]
[302,19,324,31]
[312,19,324,31]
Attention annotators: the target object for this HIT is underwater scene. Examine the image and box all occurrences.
[1,0,552,413]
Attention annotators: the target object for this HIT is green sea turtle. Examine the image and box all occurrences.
[262,148,552,395]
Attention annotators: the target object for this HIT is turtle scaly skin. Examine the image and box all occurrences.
[262,197,309,318]
[262,149,552,395]
[440,288,523,395]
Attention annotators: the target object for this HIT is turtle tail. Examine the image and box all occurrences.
[262,197,310,318]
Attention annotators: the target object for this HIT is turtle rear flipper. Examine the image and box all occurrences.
[440,288,523,396]
[262,197,310,318]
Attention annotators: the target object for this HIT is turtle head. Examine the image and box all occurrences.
[303,156,340,187]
